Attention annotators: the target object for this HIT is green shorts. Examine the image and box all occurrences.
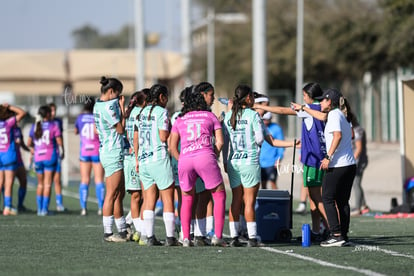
[124,154,141,191]
[303,165,324,187]
[139,158,174,191]
[100,150,124,178]
[227,162,261,189]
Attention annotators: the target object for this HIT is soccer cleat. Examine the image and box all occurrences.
[247,238,264,247]
[125,224,134,241]
[211,236,228,247]
[97,209,103,216]
[132,232,141,242]
[165,236,180,246]
[311,232,324,242]
[18,205,28,212]
[56,205,66,212]
[229,237,243,247]
[320,235,345,247]
[80,209,87,216]
[194,236,210,246]
[103,233,128,242]
[182,238,192,247]
[138,236,147,246]
[146,236,162,246]
[3,207,18,216]
[360,206,370,215]
[238,230,249,242]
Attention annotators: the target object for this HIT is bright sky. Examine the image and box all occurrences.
[0,0,183,51]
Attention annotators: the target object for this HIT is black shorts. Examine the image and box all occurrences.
[261,166,278,182]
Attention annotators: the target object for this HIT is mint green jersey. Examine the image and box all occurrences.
[93,98,124,154]
[223,108,265,165]
[135,105,170,164]
[125,106,142,150]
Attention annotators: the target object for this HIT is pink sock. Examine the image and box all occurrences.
[180,194,193,240]
[211,189,226,239]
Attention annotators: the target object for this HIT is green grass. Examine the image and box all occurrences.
[1,183,414,276]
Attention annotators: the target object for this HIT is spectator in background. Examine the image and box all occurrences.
[74,98,105,216]
[349,111,369,216]
[49,103,66,212]
[259,112,285,189]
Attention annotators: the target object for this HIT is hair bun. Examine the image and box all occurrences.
[100,76,109,85]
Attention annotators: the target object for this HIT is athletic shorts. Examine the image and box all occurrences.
[124,154,141,191]
[227,162,261,189]
[261,166,278,182]
[0,152,17,171]
[80,155,100,163]
[100,150,124,178]
[35,160,57,174]
[0,162,17,171]
[178,153,223,193]
[140,158,174,191]
[303,165,324,187]
[55,158,62,173]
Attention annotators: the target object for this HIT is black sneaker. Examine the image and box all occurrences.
[320,235,345,247]
[247,238,264,247]
[229,237,243,247]
[311,232,324,242]
[165,236,180,246]
[147,236,162,246]
[194,236,210,246]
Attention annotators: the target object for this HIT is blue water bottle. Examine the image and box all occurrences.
[302,224,311,247]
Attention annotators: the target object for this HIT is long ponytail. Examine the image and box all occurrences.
[35,105,51,139]
[230,84,252,130]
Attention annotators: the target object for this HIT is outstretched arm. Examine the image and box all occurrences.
[290,102,327,121]
[253,104,296,116]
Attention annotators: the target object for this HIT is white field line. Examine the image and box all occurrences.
[260,247,385,276]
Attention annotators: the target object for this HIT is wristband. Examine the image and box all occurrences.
[325,154,331,161]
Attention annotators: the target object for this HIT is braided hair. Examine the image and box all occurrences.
[230,84,253,130]
[125,88,150,118]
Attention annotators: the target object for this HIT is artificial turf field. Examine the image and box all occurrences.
[1,183,414,276]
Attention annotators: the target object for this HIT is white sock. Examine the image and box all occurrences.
[143,210,155,237]
[206,216,214,233]
[247,222,257,239]
[229,221,240,238]
[163,212,175,238]
[240,215,247,232]
[103,215,114,235]
[132,218,140,233]
[195,218,206,237]
[125,210,133,225]
[139,218,146,236]
[115,216,127,233]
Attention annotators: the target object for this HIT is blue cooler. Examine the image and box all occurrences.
[255,189,292,242]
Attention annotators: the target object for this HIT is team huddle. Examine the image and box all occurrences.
[0,76,357,248]
[92,77,298,247]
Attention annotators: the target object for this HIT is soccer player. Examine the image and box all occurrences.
[124,89,149,241]
[0,104,26,215]
[222,84,298,247]
[169,86,227,247]
[27,105,64,216]
[13,126,31,212]
[49,103,66,212]
[135,84,177,246]
[93,76,129,242]
[74,98,105,216]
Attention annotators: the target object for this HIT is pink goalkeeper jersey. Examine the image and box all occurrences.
[171,111,221,158]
